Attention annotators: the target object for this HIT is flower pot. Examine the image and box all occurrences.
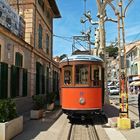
[30,109,44,119]
[0,116,23,140]
[47,103,55,111]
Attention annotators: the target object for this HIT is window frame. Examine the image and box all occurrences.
[91,65,102,87]
[15,52,23,67]
[75,64,89,86]
[63,65,72,86]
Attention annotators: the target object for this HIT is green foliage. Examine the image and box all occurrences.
[60,54,67,60]
[32,94,46,110]
[0,99,17,122]
[106,45,118,58]
[48,92,56,104]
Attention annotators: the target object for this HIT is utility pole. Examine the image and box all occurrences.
[106,0,133,129]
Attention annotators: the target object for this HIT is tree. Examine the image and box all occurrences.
[106,43,118,58]
[59,54,67,60]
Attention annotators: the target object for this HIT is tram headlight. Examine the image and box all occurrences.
[79,97,85,105]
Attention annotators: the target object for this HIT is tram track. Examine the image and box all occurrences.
[68,122,99,140]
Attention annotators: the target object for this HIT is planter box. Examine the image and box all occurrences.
[0,116,23,140]
[30,109,44,119]
[47,103,55,111]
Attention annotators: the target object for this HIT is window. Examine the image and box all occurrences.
[75,65,88,85]
[38,0,44,11]
[46,11,52,24]
[15,52,23,67]
[91,65,101,86]
[46,34,49,54]
[36,62,44,95]
[134,64,138,75]
[64,66,72,85]
[38,24,42,48]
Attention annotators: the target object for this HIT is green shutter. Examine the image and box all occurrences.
[36,62,40,95]
[22,68,27,96]
[42,65,45,94]
[53,70,55,92]
[11,65,19,98]
[46,67,49,94]
[38,24,42,48]
[36,62,44,95]
[15,52,23,67]
[0,62,8,99]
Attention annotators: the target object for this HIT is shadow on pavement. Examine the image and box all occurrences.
[12,109,62,140]
[103,104,119,118]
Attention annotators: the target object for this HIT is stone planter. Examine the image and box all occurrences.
[47,103,55,111]
[0,116,23,140]
[30,109,44,119]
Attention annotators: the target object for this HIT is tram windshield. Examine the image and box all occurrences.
[75,64,88,85]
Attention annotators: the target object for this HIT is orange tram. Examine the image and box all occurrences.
[59,54,107,121]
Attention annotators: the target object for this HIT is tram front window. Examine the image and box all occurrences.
[75,65,88,85]
[91,65,101,86]
[64,66,72,85]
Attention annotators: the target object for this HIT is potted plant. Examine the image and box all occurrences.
[30,94,46,119]
[0,99,23,140]
[47,92,56,111]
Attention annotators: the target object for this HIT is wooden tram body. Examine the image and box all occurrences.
[59,54,105,119]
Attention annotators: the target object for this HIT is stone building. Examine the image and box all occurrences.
[0,0,60,113]
[126,40,140,93]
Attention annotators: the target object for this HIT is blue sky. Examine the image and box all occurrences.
[53,0,140,57]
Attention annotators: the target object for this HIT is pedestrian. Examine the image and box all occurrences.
[138,92,140,122]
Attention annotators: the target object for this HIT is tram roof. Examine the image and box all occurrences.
[60,55,103,63]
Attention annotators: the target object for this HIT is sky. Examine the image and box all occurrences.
[53,0,140,57]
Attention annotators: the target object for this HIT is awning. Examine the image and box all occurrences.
[129,81,135,86]
[134,81,140,86]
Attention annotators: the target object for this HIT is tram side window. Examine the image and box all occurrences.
[64,66,72,85]
[75,65,88,85]
[92,65,101,86]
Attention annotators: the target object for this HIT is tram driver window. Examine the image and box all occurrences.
[64,66,72,85]
[92,65,101,86]
[75,65,88,85]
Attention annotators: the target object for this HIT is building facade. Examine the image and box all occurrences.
[0,0,60,113]
[126,41,140,93]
